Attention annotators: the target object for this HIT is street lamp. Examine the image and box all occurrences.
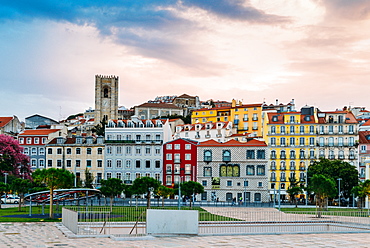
[4,173,8,185]
[337,178,342,208]
[4,173,8,205]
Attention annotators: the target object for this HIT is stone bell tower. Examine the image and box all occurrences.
[94,75,119,125]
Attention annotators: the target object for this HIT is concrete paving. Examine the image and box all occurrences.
[1,222,370,247]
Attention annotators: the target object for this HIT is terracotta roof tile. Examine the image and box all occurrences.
[0,117,13,128]
[19,129,61,136]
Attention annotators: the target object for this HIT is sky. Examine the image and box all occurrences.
[1,0,370,121]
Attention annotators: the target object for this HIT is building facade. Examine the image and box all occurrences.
[46,136,105,187]
[163,138,198,188]
[197,139,269,203]
[0,116,23,136]
[134,103,183,120]
[104,118,172,184]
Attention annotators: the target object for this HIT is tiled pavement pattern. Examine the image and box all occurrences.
[1,222,370,248]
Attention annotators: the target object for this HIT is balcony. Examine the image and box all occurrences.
[271,156,276,160]
[280,178,286,182]
[280,155,286,159]
[290,166,296,171]
[271,166,276,170]
[252,117,258,121]
[271,178,276,182]
[252,127,258,130]
[299,155,305,159]
[280,166,286,170]
[243,118,249,121]
[290,155,296,159]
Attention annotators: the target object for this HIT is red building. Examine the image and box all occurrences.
[163,138,198,188]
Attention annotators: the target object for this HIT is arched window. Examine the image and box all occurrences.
[223,150,231,162]
[204,150,212,162]
[103,88,109,98]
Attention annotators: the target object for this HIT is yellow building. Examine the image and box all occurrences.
[265,106,318,202]
[192,99,263,136]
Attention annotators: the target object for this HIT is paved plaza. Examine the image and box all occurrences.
[0,222,369,247]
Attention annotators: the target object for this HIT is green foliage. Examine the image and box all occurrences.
[84,168,94,188]
[11,178,32,211]
[351,180,370,209]
[32,168,75,218]
[92,120,107,136]
[310,174,337,215]
[155,185,173,207]
[308,159,358,198]
[100,178,125,211]
[132,177,160,208]
[287,186,303,208]
[180,181,204,208]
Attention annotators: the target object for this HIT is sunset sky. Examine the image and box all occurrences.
[1,0,370,121]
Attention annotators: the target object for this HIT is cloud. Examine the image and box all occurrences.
[315,0,370,20]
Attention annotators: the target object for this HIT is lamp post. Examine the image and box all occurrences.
[4,173,8,205]
[244,178,247,207]
[305,168,308,206]
[337,178,342,208]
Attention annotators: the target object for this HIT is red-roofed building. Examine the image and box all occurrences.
[18,127,67,170]
[196,139,269,203]
[358,131,370,181]
[0,116,22,137]
[163,138,199,189]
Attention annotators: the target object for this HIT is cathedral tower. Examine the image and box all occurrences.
[94,75,119,124]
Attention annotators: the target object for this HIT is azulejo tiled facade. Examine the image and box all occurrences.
[197,139,269,203]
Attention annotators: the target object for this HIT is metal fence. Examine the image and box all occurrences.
[62,206,370,237]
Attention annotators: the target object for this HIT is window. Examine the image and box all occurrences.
[257,150,265,159]
[116,146,122,154]
[136,135,141,141]
[280,137,286,146]
[223,150,231,162]
[107,173,112,179]
[34,138,39,144]
[202,180,207,186]
[98,148,103,154]
[146,160,150,168]
[299,137,305,146]
[155,146,161,154]
[258,182,263,187]
[290,116,295,123]
[124,146,131,154]
[319,137,324,146]
[257,165,265,175]
[76,148,81,155]
[271,150,276,159]
[116,173,122,180]
[349,137,354,146]
[65,148,71,154]
[270,126,276,134]
[106,160,112,168]
[290,150,295,159]
[280,150,286,159]
[185,154,191,160]
[204,150,212,162]
[300,126,304,133]
[270,137,276,146]
[290,137,295,146]
[136,160,141,168]
[57,160,62,167]
[254,193,261,202]
[31,159,37,167]
[280,126,286,134]
[349,125,354,134]
[246,165,255,175]
[97,160,102,168]
[126,160,131,168]
[26,138,32,144]
[155,160,160,168]
[145,146,151,154]
[227,181,232,187]
[86,160,92,167]
[166,176,172,185]
[204,167,212,177]
[309,125,314,133]
[244,180,249,187]
[166,144,172,150]
[290,125,295,133]
[39,159,44,167]
[47,160,52,167]
[185,144,191,150]
[31,147,37,155]
[116,160,122,168]
[57,148,62,155]
[166,154,172,160]
[19,138,24,144]
[174,144,180,150]
[309,137,314,146]
[86,148,91,155]
[135,147,141,154]
[220,164,240,177]
[246,150,255,159]
[66,160,71,168]
[338,125,343,133]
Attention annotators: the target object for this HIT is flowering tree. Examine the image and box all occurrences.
[0,134,31,179]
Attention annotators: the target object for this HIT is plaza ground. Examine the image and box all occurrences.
[0,222,369,247]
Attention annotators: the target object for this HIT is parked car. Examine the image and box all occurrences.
[1,196,20,204]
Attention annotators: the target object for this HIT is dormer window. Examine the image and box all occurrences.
[272,116,278,122]
[304,116,311,122]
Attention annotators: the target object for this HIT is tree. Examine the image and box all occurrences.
[0,134,31,179]
[351,180,370,210]
[309,174,337,217]
[287,186,303,208]
[155,185,173,207]
[131,177,160,208]
[92,120,107,136]
[84,168,94,189]
[0,182,9,209]
[11,178,32,211]
[180,181,204,208]
[308,159,358,198]
[32,168,74,218]
[99,178,125,212]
